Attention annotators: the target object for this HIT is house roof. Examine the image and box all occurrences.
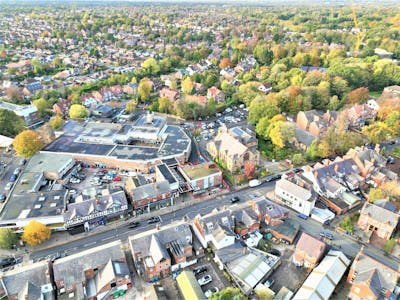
[360,202,399,227]
[0,261,52,300]
[215,241,247,264]
[295,233,326,260]
[179,163,221,181]
[209,132,249,158]
[351,248,400,298]
[293,250,350,300]
[130,180,171,200]
[253,197,289,219]
[276,178,313,202]
[52,240,126,300]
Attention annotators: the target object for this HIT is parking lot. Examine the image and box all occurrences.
[188,257,230,297]
[0,150,26,203]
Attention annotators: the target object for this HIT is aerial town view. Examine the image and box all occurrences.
[0,0,400,299]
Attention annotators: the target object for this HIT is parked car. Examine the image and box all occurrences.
[0,257,18,270]
[230,196,240,203]
[13,168,21,176]
[198,275,212,286]
[249,179,262,187]
[147,216,161,224]
[128,221,140,229]
[205,287,219,298]
[18,158,26,166]
[265,174,282,182]
[320,231,334,240]
[9,175,17,182]
[297,213,308,220]
[0,194,6,203]
[265,278,275,288]
[269,249,281,257]
[113,176,122,182]
[293,167,303,174]
[193,266,208,276]
[4,182,13,191]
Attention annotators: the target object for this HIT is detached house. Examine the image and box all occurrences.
[344,103,377,129]
[129,223,194,282]
[347,248,400,300]
[296,110,337,137]
[250,197,289,225]
[207,86,225,103]
[357,200,399,240]
[160,88,179,102]
[293,233,326,269]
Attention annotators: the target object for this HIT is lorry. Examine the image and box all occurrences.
[311,207,335,225]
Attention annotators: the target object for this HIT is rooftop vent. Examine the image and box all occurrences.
[34,204,41,209]
[38,196,46,202]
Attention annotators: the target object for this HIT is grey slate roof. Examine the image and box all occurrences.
[360,202,399,227]
[130,180,170,200]
[253,198,289,219]
[52,241,126,300]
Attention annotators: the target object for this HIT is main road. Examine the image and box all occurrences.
[29,181,366,261]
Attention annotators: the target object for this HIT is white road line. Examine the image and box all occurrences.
[101,236,114,241]
[84,242,97,247]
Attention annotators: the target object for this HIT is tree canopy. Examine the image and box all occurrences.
[0,109,26,137]
[13,130,43,158]
[69,104,89,119]
[0,229,17,250]
[22,220,51,247]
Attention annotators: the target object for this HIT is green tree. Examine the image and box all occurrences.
[125,100,137,113]
[49,115,63,130]
[32,98,50,117]
[181,77,194,94]
[368,188,385,202]
[13,130,43,158]
[209,287,246,300]
[0,109,26,137]
[69,104,89,119]
[248,96,280,125]
[158,97,172,113]
[253,43,273,65]
[0,229,17,249]
[269,120,294,148]
[138,78,152,102]
[292,153,305,166]
[142,58,160,76]
[362,122,391,144]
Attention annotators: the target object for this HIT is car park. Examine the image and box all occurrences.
[147,216,161,224]
[193,266,208,276]
[230,196,240,203]
[198,275,212,286]
[205,287,219,298]
[320,231,334,240]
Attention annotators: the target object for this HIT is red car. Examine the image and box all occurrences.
[113,176,121,182]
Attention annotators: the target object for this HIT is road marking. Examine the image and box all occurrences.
[84,242,96,247]
[101,236,114,241]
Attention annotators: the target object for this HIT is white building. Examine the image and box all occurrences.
[293,250,350,300]
[275,178,316,216]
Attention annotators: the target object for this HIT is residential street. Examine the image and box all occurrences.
[28,181,369,263]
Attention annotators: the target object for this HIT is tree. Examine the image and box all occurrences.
[256,289,274,300]
[292,153,305,166]
[49,115,63,130]
[125,100,137,113]
[219,57,232,69]
[269,121,294,148]
[142,58,160,76]
[22,220,51,247]
[362,122,391,144]
[13,130,43,158]
[253,43,273,65]
[181,77,194,94]
[69,104,89,119]
[0,229,17,249]
[158,97,172,114]
[138,78,152,102]
[209,287,245,300]
[244,161,256,179]
[368,188,385,202]
[248,96,280,125]
[345,87,369,105]
[368,181,400,202]
[32,98,50,117]
[6,86,23,103]
[0,109,25,137]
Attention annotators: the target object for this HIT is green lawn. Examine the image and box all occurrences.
[369,91,382,98]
